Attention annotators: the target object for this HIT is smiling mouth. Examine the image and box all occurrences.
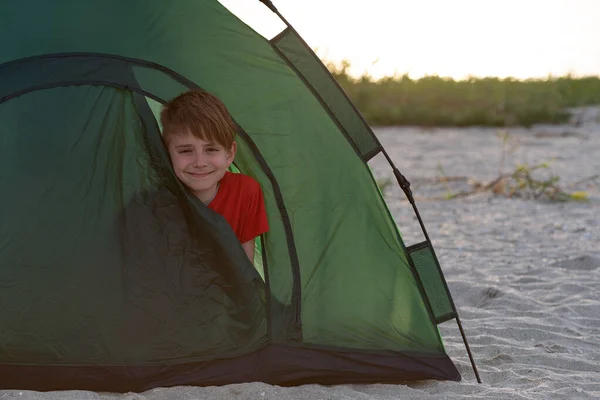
[187,171,213,178]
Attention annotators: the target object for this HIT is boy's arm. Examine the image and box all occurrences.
[238,175,268,264]
[242,239,255,263]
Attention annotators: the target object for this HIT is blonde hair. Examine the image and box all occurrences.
[160,90,237,148]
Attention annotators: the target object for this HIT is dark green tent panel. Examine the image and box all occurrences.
[0,0,479,391]
[271,27,381,160]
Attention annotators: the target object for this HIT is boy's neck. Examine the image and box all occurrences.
[197,183,220,205]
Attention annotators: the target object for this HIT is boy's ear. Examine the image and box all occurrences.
[227,141,237,163]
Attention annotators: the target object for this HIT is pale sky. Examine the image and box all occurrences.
[219,0,600,80]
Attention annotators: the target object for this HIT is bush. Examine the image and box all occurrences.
[326,61,600,127]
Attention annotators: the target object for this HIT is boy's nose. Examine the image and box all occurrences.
[193,153,208,167]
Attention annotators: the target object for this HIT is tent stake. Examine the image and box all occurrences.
[455,315,482,383]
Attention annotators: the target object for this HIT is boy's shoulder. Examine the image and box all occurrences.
[222,171,261,191]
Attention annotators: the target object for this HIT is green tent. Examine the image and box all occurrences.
[0,0,479,391]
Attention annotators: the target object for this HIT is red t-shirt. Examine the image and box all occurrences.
[207,171,269,243]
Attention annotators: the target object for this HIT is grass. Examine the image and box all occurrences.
[326,60,600,127]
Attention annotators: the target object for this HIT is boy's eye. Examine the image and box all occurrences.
[178,149,192,154]
[206,147,220,153]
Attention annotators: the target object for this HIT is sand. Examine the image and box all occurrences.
[3,117,599,399]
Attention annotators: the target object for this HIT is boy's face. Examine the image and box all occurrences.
[167,132,236,202]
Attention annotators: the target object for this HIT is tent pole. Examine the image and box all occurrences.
[258,0,431,244]
[258,0,292,27]
[381,149,434,243]
[384,152,483,384]
[456,315,482,383]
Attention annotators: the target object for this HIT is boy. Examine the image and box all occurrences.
[160,90,268,262]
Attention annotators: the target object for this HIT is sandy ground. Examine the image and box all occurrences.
[3,118,599,399]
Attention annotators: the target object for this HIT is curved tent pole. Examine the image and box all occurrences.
[258,0,424,233]
[259,0,481,384]
[257,0,283,20]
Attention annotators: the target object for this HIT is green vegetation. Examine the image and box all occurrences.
[412,131,598,202]
[326,61,600,127]
[434,161,593,202]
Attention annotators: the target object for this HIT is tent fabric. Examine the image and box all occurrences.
[0,54,190,105]
[408,242,458,324]
[271,27,382,160]
[0,0,461,391]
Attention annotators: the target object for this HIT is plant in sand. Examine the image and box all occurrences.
[413,131,595,202]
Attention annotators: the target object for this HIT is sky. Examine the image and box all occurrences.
[219,0,600,80]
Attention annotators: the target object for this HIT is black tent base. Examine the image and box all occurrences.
[0,344,460,392]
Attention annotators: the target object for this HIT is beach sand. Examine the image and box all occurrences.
[3,119,599,399]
